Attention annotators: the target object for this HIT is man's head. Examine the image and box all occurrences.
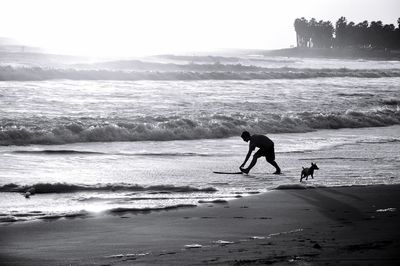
[241,131,251,142]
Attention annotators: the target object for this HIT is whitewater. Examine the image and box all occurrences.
[0,55,399,223]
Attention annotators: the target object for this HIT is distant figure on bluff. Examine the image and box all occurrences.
[240,131,281,175]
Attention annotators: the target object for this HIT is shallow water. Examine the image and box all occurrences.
[1,125,399,222]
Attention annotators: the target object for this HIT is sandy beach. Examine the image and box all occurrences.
[1,184,399,265]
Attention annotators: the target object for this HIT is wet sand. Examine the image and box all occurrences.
[1,185,399,265]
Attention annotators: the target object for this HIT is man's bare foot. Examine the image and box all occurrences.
[273,171,282,175]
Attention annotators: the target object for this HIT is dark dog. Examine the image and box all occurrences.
[300,162,319,182]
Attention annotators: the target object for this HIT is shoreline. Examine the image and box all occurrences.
[0,183,393,224]
[1,184,399,265]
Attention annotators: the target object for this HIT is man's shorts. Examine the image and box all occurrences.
[254,146,275,161]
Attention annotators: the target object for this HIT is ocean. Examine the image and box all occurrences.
[1,55,399,223]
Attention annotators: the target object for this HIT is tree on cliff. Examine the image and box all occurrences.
[334,17,347,48]
[294,18,334,48]
[294,17,310,47]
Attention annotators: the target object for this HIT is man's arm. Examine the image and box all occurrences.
[240,145,254,168]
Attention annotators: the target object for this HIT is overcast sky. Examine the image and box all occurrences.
[0,0,399,56]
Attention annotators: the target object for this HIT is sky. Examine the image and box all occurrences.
[0,0,399,56]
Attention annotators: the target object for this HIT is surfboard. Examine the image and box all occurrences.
[213,171,243,174]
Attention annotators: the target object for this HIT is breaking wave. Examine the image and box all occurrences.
[0,183,218,194]
[1,65,400,81]
[1,107,399,145]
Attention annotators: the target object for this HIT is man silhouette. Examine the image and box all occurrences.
[240,131,281,174]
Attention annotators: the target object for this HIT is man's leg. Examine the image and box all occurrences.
[266,146,281,174]
[267,159,281,174]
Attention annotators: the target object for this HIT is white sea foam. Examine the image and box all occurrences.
[212,240,235,245]
[184,244,203,249]
[376,208,396,212]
